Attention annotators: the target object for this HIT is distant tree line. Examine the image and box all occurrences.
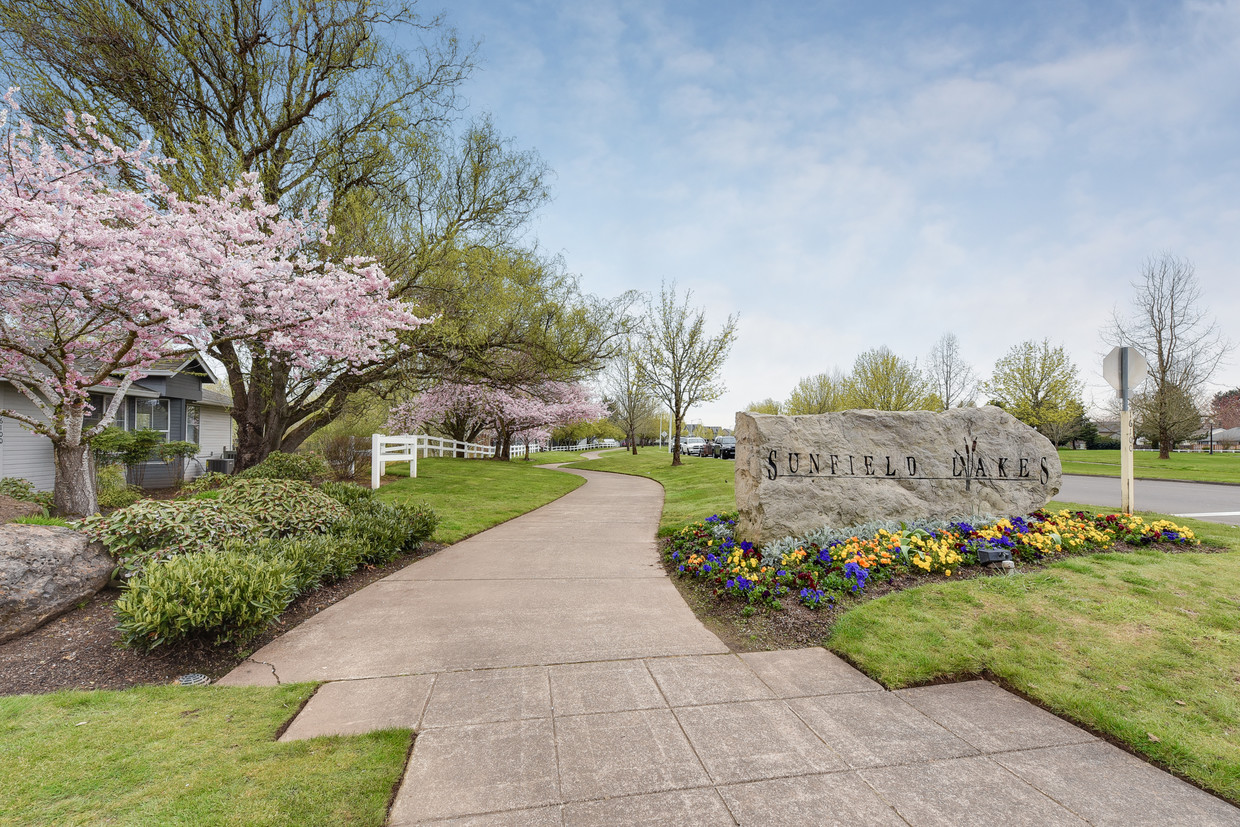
[740,255,1232,458]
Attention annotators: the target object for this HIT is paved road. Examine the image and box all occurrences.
[1058,474,1240,525]
[219,467,1239,825]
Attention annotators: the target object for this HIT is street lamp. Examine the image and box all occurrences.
[1209,419,1214,455]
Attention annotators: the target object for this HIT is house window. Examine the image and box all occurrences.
[186,403,201,445]
[133,399,170,441]
[84,393,125,430]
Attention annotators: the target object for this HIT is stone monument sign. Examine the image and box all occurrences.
[735,406,1062,544]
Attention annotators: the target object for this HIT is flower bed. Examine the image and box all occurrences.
[667,510,1198,610]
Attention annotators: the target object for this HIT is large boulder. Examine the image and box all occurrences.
[0,524,113,643]
[735,407,1062,545]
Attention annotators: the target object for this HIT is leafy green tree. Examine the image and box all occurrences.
[404,246,633,395]
[784,370,848,414]
[90,428,164,488]
[551,419,624,444]
[634,282,738,467]
[845,347,932,411]
[984,339,1085,444]
[746,398,782,414]
[0,0,472,205]
[1133,384,1202,452]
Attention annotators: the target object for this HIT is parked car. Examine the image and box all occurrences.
[711,435,736,459]
[680,436,708,456]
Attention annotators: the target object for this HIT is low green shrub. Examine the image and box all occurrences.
[235,535,368,592]
[0,477,53,512]
[115,549,298,648]
[333,500,438,563]
[216,479,348,536]
[96,464,141,508]
[237,451,331,482]
[98,487,142,508]
[12,515,74,527]
[75,500,260,578]
[181,471,234,495]
[318,481,376,509]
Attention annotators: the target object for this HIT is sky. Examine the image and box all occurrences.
[429,0,1240,429]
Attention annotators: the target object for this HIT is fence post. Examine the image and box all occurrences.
[411,435,419,479]
[371,433,383,490]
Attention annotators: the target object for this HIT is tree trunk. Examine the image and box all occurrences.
[671,414,683,466]
[629,427,638,455]
[235,416,284,473]
[53,442,97,518]
[1158,428,1171,460]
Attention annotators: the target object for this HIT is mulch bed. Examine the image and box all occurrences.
[0,542,443,696]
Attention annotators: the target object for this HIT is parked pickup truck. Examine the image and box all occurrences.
[679,436,708,456]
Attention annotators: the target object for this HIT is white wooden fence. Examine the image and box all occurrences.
[371,434,536,486]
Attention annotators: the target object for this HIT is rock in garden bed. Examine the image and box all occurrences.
[0,494,44,524]
[0,524,112,644]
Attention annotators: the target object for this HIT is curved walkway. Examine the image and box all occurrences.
[220,468,1240,826]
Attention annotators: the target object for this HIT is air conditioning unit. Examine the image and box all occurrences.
[206,458,235,474]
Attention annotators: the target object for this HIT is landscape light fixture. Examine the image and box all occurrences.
[976,547,1013,565]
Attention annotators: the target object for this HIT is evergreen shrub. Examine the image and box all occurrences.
[0,477,53,511]
[215,479,348,536]
[76,499,260,578]
[236,451,331,482]
[114,549,297,648]
[318,481,375,509]
[333,500,438,563]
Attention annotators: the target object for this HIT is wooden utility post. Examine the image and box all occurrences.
[1103,346,1148,515]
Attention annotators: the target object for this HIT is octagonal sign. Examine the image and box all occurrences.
[1103,346,1149,393]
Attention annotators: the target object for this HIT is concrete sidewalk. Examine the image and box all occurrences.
[220,467,1240,826]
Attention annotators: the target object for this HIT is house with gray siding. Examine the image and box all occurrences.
[0,357,233,491]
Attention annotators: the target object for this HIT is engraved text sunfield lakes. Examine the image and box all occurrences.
[760,447,1052,485]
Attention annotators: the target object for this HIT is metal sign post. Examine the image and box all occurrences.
[1103,346,1149,514]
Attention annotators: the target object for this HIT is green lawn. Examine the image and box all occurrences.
[1059,447,1240,484]
[377,455,586,542]
[567,447,735,534]
[0,684,409,827]
[829,532,1240,804]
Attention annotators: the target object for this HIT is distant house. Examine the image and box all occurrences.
[0,356,234,491]
[1094,419,1120,440]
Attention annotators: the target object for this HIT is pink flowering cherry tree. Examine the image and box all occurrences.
[0,93,428,515]
[387,382,497,454]
[387,380,606,460]
[490,382,607,459]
